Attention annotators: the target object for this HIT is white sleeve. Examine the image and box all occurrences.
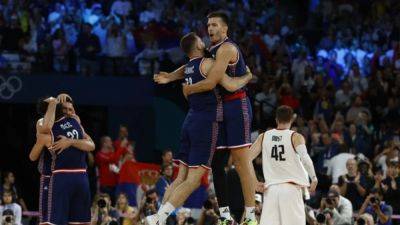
[296,144,317,180]
[14,204,22,225]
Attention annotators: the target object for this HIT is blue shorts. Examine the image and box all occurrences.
[217,96,252,149]
[176,112,219,169]
[39,175,51,224]
[48,171,91,225]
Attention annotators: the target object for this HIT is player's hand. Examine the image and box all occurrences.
[57,93,72,103]
[44,97,59,104]
[309,178,318,193]
[154,72,171,84]
[255,181,267,193]
[182,83,190,99]
[50,135,72,153]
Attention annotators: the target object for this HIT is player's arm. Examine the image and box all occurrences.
[50,135,95,152]
[292,132,318,192]
[37,97,58,134]
[154,65,186,84]
[201,59,252,92]
[249,133,264,161]
[29,132,52,161]
[184,44,235,95]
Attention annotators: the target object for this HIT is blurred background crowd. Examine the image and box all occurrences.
[0,0,400,225]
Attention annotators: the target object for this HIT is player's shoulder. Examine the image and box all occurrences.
[291,131,305,144]
[218,42,238,55]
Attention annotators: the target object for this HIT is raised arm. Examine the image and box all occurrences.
[292,132,318,192]
[154,65,186,84]
[183,44,236,95]
[37,97,58,134]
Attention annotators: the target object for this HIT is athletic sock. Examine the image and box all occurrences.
[157,202,175,223]
[245,206,256,221]
[219,206,232,220]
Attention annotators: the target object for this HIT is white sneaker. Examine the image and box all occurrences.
[145,214,161,225]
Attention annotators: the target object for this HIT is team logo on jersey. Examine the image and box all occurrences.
[60,122,73,130]
[272,136,282,142]
[185,66,194,74]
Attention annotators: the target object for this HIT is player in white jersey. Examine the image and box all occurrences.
[249,105,318,225]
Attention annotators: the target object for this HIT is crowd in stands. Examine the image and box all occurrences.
[0,0,400,224]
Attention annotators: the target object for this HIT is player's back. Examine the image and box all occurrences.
[51,117,86,171]
[262,129,309,188]
[185,57,222,121]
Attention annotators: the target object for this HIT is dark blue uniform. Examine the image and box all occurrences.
[48,117,91,225]
[208,37,253,149]
[176,57,221,169]
[38,138,52,224]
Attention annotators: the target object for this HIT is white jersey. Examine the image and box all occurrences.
[262,129,309,188]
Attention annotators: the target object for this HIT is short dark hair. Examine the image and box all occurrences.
[275,105,294,123]
[207,11,229,26]
[146,188,157,197]
[180,32,198,54]
[162,148,172,156]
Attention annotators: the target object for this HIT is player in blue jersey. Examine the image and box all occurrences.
[147,33,252,225]
[154,11,258,225]
[29,95,95,225]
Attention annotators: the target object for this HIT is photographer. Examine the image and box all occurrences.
[355,214,374,225]
[91,193,120,225]
[0,191,21,225]
[358,189,392,225]
[318,188,352,225]
[139,189,159,219]
[196,200,219,225]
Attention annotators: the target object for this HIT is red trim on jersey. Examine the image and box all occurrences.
[223,90,246,101]
[52,169,86,174]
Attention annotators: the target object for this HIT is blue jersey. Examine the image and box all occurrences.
[208,37,247,95]
[38,150,52,176]
[51,117,87,170]
[185,57,222,121]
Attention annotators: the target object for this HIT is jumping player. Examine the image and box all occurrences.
[155,11,257,224]
[249,105,318,225]
[147,32,252,225]
[29,96,95,225]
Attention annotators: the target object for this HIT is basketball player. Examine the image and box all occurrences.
[249,105,318,225]
[146,33,252,225]
[155,11,257,224]
[29,95,94,225]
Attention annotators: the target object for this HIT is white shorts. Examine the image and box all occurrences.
[260,183,305,225]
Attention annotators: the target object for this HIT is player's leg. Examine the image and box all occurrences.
[146,167,208,225]
[260,185,280,225]
[161,163,188,204]
[48,173,70,225]
[278,183,306,225]
[211,149,232,219]
[39,175,50,224]
[225,97,257,223]
[68,173,91,225]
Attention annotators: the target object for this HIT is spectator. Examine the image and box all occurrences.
[359,189,393,225]
[95,136,128,203]
[105,23,127,76]
[114,125,130,150]
[2,15,24,52]
[76,23,101,76]
[381,161,400,216]
[278,83,300,110]
[0,191,22,225]
[326,145,355,184]
[338,158,368,210]
[155,163,174,200]
[334,81,353,110]
[116,144,138,207]
[254,82,277,126]
[139,189,159,219]
[111,0,132,17]
[51,29,70,73]
[91,193,120,225]
[0,172,27,211]
[115,193,138,225]
[319,186,353,225]
[161,149,173,165]
[346,96,371,124]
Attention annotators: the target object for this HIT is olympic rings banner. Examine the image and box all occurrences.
[0,75,22,100]
[0,74,153,106]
